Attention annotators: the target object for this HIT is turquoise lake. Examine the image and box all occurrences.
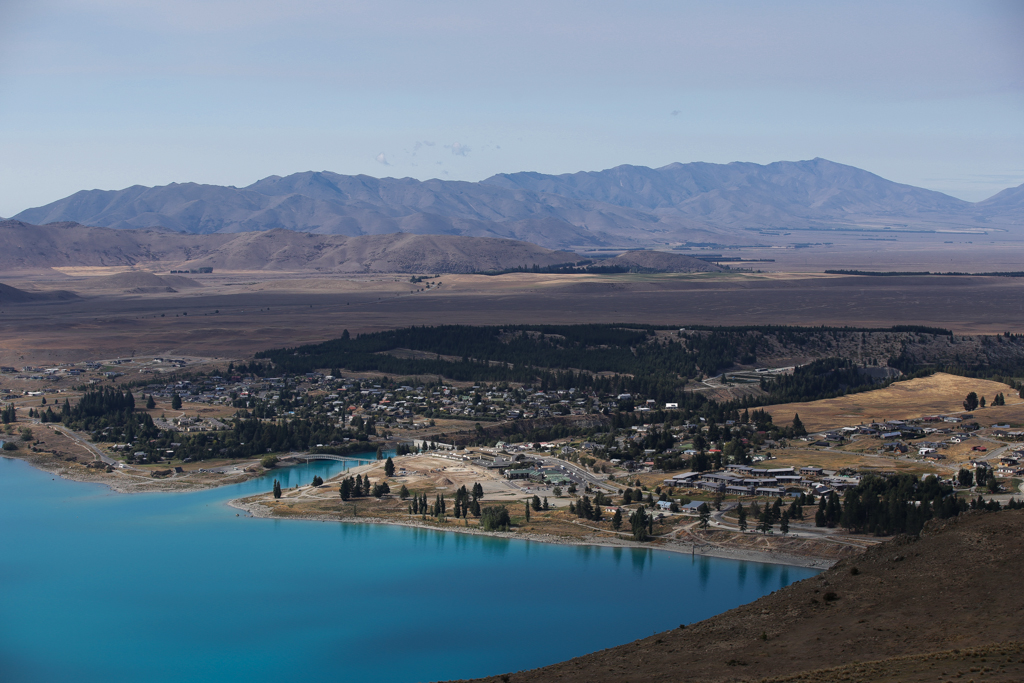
[1,455,817,682]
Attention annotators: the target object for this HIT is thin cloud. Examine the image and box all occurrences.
[411,140,435,156]
[446,142,470,156]
[375,152,390,165]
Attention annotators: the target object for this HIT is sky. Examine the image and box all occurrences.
[0,0,1022,217]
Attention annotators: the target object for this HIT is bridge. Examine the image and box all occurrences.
[280,453,379,463]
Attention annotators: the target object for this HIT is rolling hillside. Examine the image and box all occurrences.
[0,220,581,274]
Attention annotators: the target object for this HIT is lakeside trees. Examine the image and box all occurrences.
[480,505,510,531]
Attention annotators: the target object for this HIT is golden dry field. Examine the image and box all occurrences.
[764,373,1024,432]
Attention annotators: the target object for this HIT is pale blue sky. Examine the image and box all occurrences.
[1,0,1021,216]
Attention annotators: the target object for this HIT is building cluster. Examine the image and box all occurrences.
[664,465,858,499]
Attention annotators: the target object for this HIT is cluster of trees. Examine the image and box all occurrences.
[339,474,376,500]
[479,261,631,276]
[450,484,481,518]
[130,412,375,463]
[58,388,160,444]
[410,483,485,519]
[569,492,606,521]
[824,474,967,536]
[621,487,651,505]
[1,404,16,423]
[630,505,653,541]
[760,358,882,404]
[958,467,1001,493]
[730,497,803,535]
[272,479,282,499]
[963,391,1006,411]
[255,324,880,402]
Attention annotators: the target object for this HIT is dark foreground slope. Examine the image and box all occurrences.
[453,511,1024,683]
[0,282,78,304]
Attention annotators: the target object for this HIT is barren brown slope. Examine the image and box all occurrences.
[452,511,1024,683]
[0,220,579,274]
[179,230,580,273]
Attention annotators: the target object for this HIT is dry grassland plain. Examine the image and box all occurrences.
[4,269,1024,365]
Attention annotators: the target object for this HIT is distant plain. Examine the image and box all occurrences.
[4,254,1024,365]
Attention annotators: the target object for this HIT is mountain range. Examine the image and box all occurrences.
[14,159,1022,250]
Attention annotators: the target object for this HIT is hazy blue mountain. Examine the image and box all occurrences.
[484,158,980,224]
[15,160,1021,249]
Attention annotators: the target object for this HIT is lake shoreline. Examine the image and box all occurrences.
[226,497,837,570]
[7,452,840,570]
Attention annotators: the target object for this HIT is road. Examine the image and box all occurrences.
[41,421,118,465]
[536,455,618,493]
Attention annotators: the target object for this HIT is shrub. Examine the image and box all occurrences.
[480,505,511,531]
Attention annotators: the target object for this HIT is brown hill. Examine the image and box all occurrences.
[73,271,203,293]
[602,250,725,273]
[0,281,78,304]
[454,510,1024,683]
[0,220,579,274]
[178,229,581,273]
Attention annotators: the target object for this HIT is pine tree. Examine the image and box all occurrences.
[531,495,541,511]
[825,492,841,528]
[737,503,748,532]
[273,479,282,499]
[631,505,651,541]
[146,395,156,410]
[612,508,622,530]
[963,391,979,411]
[792,413,806,436]
[780,510,790,535]
[171,393,182,410]
[542,497,549,511]
[698,502,711,530]
[525,500,530,522]
[384,456,395,477]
